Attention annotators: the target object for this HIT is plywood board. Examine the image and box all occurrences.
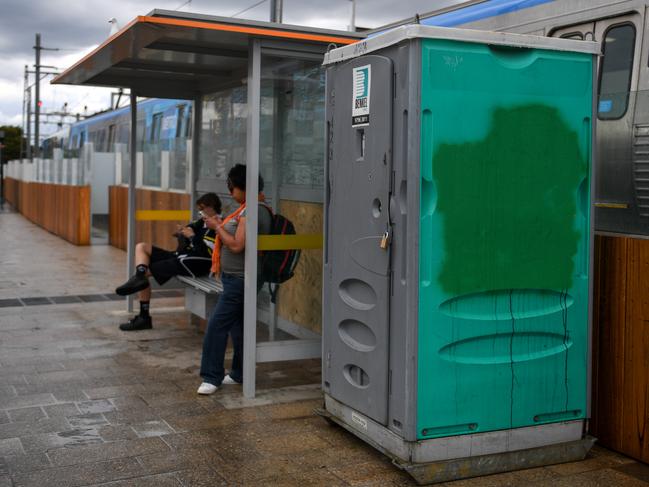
[276,200,323,334]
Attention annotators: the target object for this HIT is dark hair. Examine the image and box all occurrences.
[227,163,265,193]
[195,192,222,214]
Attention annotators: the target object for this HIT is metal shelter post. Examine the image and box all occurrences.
[126,93,137,312]
[243,38,261,399]
[190,96,202,211]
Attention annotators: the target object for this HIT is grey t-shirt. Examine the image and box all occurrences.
[220,203,272,278]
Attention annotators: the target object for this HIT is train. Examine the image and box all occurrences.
[380,0,649,237]
[42,98,192,159]
[42,0,648,237]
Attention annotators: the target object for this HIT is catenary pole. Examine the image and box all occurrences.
[34,34,40,159]
[26,87,32,160]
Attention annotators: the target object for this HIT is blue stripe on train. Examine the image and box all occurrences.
[421,0,554,27]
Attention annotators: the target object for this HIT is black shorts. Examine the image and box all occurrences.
[149,246,211,285]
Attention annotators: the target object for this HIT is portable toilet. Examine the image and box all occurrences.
[321,25,598,484]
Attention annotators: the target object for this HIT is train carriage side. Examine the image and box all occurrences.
[422,0,649,236]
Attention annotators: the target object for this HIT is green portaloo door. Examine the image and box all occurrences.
[417,39,593,439]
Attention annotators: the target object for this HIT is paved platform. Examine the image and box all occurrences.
[1,206,649,486]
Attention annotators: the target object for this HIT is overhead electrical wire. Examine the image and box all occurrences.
[231,0,268,18]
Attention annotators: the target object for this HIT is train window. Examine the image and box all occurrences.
[107,124,116,150]
[96,130,107,152]
[186,106,193,138]
[176,105,185,138]
[79,131,86,148]
[598,23,636,120]
[151,113,163,142]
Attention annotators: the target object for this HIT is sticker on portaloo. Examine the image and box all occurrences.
[352,65,371,127]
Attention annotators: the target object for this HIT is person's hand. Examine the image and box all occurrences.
[181,226,195,238]
[204,215,222,230]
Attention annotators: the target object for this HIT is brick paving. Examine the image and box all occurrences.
[1,206,649,486]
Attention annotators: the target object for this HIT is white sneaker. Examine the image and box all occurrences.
[197,382,218,395]
[222,375,240,385]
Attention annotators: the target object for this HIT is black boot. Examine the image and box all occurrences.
[119,315,152,331]
[115,274,149,296]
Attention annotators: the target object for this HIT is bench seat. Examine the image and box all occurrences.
[176,275,222,319]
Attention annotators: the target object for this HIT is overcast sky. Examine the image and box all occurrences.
[0,0,462,136]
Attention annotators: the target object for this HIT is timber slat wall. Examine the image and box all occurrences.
[591,235,649,462]
[109,186,191,251]
[4,177,90,245]
[4,178,20,208]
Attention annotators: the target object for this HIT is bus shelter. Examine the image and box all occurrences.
[53,10,363,397]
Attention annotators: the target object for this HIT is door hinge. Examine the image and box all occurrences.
[326,351,331,369]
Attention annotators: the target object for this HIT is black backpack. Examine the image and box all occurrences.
[260,207,301,302]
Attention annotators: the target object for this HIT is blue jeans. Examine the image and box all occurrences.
[200,273,244,386]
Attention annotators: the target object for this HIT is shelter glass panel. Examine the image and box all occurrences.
[142,141,162,187]
[255,54,326,349]
[199,86,248,184]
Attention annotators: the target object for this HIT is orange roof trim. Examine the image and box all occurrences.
[53,16,140,84]
[54,15,359,83]
[139,16,360,45]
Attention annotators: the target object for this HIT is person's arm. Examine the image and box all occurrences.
[204,214,246,254]
[189,225,212,257]
[216,216,246,254]
[186,220,207,250]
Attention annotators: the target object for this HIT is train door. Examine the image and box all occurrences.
[553,13,642,234]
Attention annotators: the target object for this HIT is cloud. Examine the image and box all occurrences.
[0,0,464,127]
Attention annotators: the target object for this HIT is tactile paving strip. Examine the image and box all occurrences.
[0,290,183,308]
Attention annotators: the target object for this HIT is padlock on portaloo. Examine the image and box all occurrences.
[380,230,389,250]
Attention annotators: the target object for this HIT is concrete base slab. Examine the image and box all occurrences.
[317,395,595,485]
[399,436,596,485]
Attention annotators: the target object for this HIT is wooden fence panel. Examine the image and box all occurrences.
[4,177,20,210]
[591,235,627,453]
[4,178,90,245]
[109,186,128,250]
[591,235,649,462]
[108,186,191,251]
[622,239,649,460]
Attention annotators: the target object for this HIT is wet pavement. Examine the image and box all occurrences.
[2,206,649,486]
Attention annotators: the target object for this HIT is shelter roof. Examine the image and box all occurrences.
[53,10,364,99]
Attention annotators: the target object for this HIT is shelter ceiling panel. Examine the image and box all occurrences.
[115,58,233,77]
[89,74,200,99]
[136,47,247,73]
[146,40,248,58]
[105,66,216,82]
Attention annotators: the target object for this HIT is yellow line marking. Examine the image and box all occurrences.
[135,210,192,221]
[258,234,323,250]
[594,203,629,209]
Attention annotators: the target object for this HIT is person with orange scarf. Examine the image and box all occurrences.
[197,164,272,395]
